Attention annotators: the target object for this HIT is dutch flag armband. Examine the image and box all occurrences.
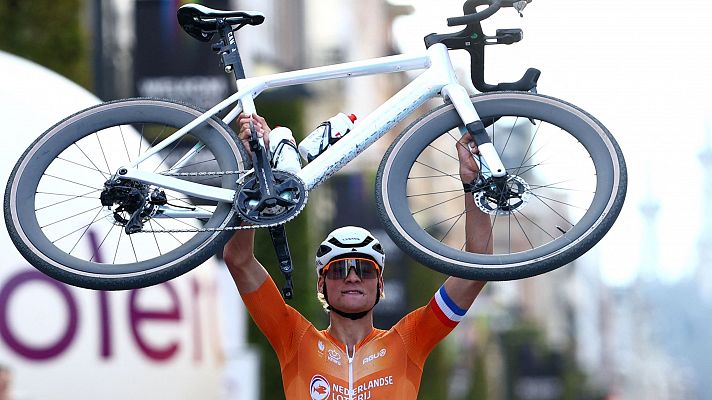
[430,285,467,328]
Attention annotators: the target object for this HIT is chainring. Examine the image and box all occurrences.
[234,170,307,225]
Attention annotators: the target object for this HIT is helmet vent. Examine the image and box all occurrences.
[316,245,332,257]
[328,236,374,248]
[372,243,384,255]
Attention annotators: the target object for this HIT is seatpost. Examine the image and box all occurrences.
[215,20,246,80]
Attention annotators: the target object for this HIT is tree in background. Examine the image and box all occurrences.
[0,0,90,88]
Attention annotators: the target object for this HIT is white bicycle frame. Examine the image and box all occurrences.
[119,43,506,218]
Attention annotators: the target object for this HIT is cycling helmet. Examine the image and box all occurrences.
[315,226,385,276]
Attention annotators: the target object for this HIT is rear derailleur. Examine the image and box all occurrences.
[100,178,167,234]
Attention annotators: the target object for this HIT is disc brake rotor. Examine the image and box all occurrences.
[474,175,531,216]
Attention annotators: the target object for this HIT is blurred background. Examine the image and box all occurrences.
[1,0,711,399]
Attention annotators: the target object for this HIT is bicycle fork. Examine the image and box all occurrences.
[441,83,507,179]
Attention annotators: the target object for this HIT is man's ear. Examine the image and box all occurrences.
[317,275,325,294]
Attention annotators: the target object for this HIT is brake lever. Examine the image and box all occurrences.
[513,0,531,17]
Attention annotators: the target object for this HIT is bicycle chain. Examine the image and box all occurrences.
[136,169,307,233]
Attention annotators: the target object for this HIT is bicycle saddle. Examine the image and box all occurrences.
[178,4,265,42]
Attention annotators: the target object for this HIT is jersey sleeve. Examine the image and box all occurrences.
[240,277,311,364]
[394,284,468,366]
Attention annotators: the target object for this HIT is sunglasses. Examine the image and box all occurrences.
[322,258,381,280]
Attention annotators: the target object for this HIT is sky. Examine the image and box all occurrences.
[390,0,712,286]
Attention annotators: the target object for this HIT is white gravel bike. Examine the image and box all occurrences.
[4,0,626,296]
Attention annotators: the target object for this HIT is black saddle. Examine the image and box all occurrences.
[177,4,265,42]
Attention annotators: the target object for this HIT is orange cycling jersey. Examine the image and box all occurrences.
[241,278,467,400]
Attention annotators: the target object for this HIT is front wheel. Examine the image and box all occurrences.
[5,98,249,290]
[376,92,627,280]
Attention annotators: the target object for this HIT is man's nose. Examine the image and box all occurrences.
[344,266,361,282]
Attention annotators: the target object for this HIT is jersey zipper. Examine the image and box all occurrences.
[346,345,354,400]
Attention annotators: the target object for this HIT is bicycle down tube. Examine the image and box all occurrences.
[120,43,503,202]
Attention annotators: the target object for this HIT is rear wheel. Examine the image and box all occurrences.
[5,98,248,290]
[376,92,626,280]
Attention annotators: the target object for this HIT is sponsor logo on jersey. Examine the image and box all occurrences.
[362,348,386,365]
[328,348,342,366]
[318,340,325,352]
[310,375,330,400]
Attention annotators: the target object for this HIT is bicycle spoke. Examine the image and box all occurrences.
[91,223,116,262]
[153,134,187,173]
[73,143,110,180]
[427,142,460,164]
[127,233,139,263]
[95,132,113,177]
[150,219,186,246]
[35,189,101,211]
[112,229,123,264]
[43,174,103,191]
[412,192,464,215]
[408,173,462,179]
[530,194,577,227]
[51,211,104,245]
[68,208,105,255]
[407,188,464,198]
[56,156,111,177]
[40,205,104,229]
[136,124,144,163]
[120,126,132,163]
[440,209,465,243]
[512,211,535,250]
[499,116,519,156]
[414,160,461,184]
[530,193,588,211]
[513,118,542,177]
[147,220,163,256]
[423,204,469,233]
[514,209,557,241]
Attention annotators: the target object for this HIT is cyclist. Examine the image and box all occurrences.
[224,113,491,400]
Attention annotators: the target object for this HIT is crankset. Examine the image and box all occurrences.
[234,170,307,225]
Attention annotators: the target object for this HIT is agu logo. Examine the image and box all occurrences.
[310,375,330,400]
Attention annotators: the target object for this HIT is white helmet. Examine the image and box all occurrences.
[315,226,385,276]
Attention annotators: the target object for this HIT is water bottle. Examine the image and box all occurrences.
[268,126,302,175]
[298,113,357,162]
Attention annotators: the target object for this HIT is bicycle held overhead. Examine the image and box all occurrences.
[4,0,626,294]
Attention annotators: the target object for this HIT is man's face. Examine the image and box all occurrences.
[318,262,383,313]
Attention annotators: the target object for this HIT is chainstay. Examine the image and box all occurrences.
[137,170,307,233]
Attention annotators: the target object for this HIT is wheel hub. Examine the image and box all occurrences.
[473,175,531,215]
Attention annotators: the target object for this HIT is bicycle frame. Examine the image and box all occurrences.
[120,43,506,214]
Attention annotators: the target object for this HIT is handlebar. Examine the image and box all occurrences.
[425,0,539,93]
[447,0,531,26]
[447,0,502,26]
